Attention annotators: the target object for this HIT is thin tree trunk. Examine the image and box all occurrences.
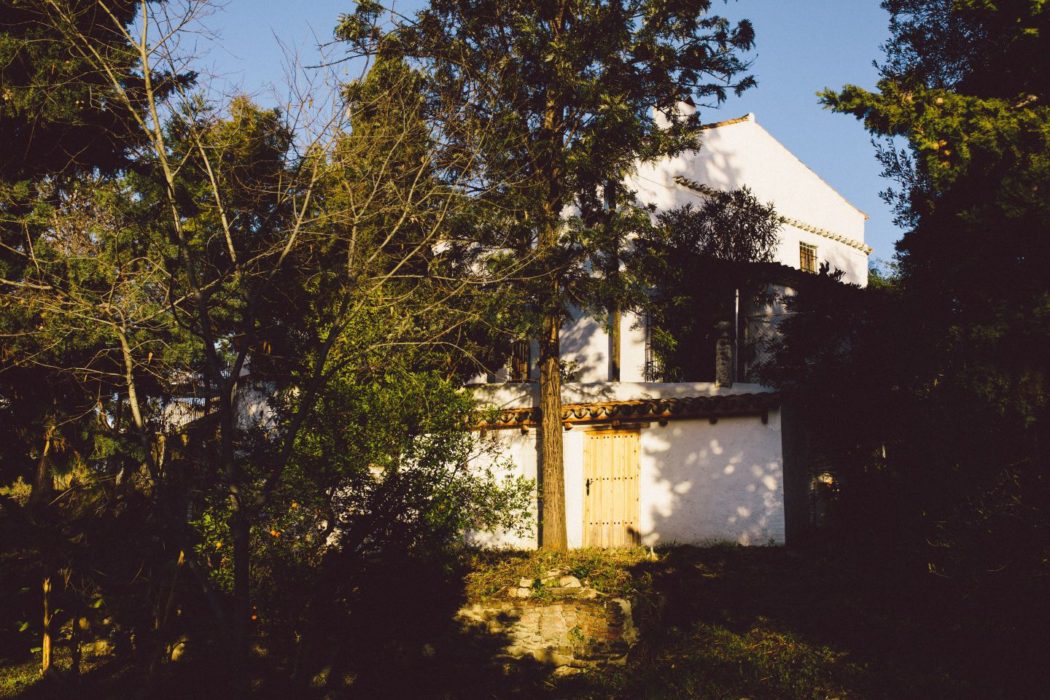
[605,181,622,382]
[70,607,82,676]
[41,576,52,675]
[229,488,251,661]
[216,386,251,686]
[28,425,54,515]
[539,310,567,550]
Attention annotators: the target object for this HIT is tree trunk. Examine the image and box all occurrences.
[218,379,251,674]
[70,610,82,676]
[539,311,567,550]
[538,82,567,550]
[229,492,251,654]
[41,576,52,675]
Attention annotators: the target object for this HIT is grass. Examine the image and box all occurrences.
[0,660,38,699]
[0,645,115,699]
[465,546,649,600]
[2,544,1041,698]
[466,544,1017,698]
[465,545,871,698]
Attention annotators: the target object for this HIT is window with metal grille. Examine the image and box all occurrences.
[642,310,660,382]
[799,242,818,273]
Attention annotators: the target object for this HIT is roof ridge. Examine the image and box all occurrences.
[699,113,754,130]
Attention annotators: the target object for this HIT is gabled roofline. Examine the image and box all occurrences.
[698,113,870,221]
[672,176,873,255]
[700,113,756,130]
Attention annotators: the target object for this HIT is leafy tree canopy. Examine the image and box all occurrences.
[777,0,1050,590]
[339,0,758,549]
[0,0,193,184]
[631,186,780,381]
[821,0,1050,425]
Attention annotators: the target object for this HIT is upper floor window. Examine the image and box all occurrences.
[799,242,818,273]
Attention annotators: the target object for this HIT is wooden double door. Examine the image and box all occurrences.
[582,430,640,547]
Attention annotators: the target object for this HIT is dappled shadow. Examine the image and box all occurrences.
[559,305,611,384]
[638,414,784,548]
[628,117,749,214]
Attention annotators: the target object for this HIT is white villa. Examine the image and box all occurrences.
[471,113,870,549]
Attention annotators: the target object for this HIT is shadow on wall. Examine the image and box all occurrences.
[559,305,609,383]
[638,417,784,546]
[630,128,748,213]
[472,413,784,550]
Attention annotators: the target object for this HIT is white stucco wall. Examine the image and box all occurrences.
[619,311,649,383]
[555,114,870,387]
[474,380,775,408]
[628,113,869,287]
[558,309,650,384]
[560,306,610,383]
[470,382,785,548]
[472,114,868,388]
[467,429,541,550]
[637,413,784,546]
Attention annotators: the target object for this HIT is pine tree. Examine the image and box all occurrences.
[808,2,1050,641]
[340,0,756,549]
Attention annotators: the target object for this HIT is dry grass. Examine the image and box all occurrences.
[465,546,649,600]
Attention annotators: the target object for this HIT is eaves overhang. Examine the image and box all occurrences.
[473,392,781,431]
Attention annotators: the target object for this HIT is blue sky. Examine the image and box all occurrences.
[199,1,901,261]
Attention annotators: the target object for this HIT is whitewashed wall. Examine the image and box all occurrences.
[556,114,869,387]
[467,115,852,548]
[467,429,541,550]
[559,309,650,383]
[629,113,870,287]
[637,413,784,546]
[470,383,785,548]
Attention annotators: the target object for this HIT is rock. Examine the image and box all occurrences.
[541,649,576,667]
[458,591,638,669]
[519,577,534,589]
[169,635,190,662]
[552,665,584,678]
[310,666,330,689]
[558,575,582,588]
[541,569,562,585]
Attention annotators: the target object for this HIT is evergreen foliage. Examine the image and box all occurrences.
[0,4,530,686]
[339,0,757,548]
[630,187,780,381]
[759,6,1050,683]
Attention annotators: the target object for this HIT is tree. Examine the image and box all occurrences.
[630,185,780,381]
[0,0,193,184]
[819,0,1050,552]
[341,0,756,549]
[0,0,196,675]
[772,7,1050,676]
[1,1,528,682]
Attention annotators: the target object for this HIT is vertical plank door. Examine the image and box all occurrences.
[583,430,640,547]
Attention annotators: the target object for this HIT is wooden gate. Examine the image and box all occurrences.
[583,430,640,547]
